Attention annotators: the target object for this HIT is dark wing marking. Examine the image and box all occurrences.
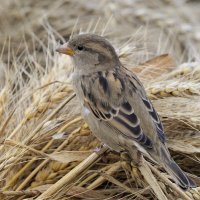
[114,112,153,148]
[121,102,132,113]
[99,76,109,93]
[84,99,153,149]
[142,97,166,143]
[137,132,152,147]
[156,125,166,143]
[81,70,154,149]
[114,117,141,137]
[118,110,138,124]
[124,68,166,144]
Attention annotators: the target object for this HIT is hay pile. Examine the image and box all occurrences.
[0,0,200,199]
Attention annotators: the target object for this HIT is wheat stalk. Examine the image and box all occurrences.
[36,146,109,199]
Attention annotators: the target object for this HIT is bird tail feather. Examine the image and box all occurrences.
[161,147,196,189]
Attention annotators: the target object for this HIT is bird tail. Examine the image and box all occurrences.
[161,147,196,189]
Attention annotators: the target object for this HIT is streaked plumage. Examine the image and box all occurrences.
[56,33,196,189]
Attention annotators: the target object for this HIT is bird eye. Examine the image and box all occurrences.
[77,45,84,51]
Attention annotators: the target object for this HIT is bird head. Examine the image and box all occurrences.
[56,34,120,72]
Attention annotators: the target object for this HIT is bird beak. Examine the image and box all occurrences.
[56,43,75,56]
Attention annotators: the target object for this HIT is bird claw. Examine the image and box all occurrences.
[137,152,143,166]
[120,151,131,161]
[131,151,143,166]
[94,143,107,153]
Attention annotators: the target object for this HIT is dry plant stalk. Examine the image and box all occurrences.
[0,1,200,200]
[36,146,109,199]
[138,159,168,200]
[1,55,200,200]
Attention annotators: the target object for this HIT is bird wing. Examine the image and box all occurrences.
[80,68,165,151]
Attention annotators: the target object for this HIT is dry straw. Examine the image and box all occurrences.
[0,0,200,200]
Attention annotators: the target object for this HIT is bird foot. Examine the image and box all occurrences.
[137,152,143,166]
[93,143,107,153]
[120,151,131,161]
[93,143,109,163]
[131,151,143,166]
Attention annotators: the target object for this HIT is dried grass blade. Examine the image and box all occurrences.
[16,121,82,191]
[147,162,193,200]
[4,139,48,158]
[66,186,108,199]
[3,139,53,191]
[132,54,175,82]
[25,93,76,143]
[100,170,149,198]
[36,146,108,199]
[87,161,121,190]
[138,158,168,200]
[49,151,91,163]
[168,140,200,154]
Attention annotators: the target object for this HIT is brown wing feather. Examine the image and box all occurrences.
[81,68,165,150]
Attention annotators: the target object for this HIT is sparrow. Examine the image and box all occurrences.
[56,33,196,189]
